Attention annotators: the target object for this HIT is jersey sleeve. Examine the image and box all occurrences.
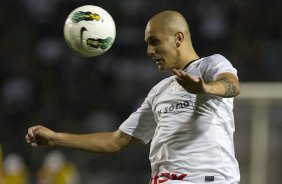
[203,54,238,82]
[119,95,156,144]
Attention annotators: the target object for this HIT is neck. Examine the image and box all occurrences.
[179,43,199,68]
[175,43,199,70]
[182,57,201,70]
[179,53,200,70]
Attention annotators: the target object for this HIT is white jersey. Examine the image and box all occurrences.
[119,54,240,184]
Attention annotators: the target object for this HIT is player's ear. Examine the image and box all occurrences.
[175,32,184,47]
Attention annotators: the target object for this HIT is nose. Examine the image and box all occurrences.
[147,45,155,57]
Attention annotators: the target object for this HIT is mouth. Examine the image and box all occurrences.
[153,58,163,65]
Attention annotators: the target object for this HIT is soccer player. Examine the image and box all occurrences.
[26,10,241,184]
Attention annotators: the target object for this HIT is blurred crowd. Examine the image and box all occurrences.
[0,0,281,183]
[1,149,80,184]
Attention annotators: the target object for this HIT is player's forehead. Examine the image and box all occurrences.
[144,21,163,42]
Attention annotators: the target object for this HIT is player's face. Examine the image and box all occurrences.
[145,23,179,71]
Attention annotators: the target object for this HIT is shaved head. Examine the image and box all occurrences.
[145,10,199,71]
[147,10,190,37]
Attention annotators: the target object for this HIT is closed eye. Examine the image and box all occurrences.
[146,36,160,46]
[149,38,159,46]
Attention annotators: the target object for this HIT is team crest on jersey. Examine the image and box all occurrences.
[72,11,100,23]
[86,37,113,50]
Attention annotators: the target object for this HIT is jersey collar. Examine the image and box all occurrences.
[182,57,202,70]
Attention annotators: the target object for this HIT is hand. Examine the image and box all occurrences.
[172,69,208,94]
[25,125,56,147]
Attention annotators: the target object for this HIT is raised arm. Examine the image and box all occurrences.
[205,72,240,97]
[25,125,135,153]
[172,69,240,97]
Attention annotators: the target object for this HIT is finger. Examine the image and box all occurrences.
[198,77,204,83]
[25,132,30,139]
[25,134,31,143]
[27,126,40,143]
[172,69,186,81]
[27,127,36,138]
[31,142,38,147]
[177,72,192,82]
[172,69,180,76]
[181,72,199,82]
[178,70,187,76]
[173,69,200,84]
[29,125,42,137]
[175,69,186,77]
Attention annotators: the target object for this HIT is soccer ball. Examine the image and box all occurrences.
[64,5,116,57]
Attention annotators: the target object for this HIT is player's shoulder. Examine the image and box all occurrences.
[148,76,174,95]
[199,54,232,69]
[203,54,229,63]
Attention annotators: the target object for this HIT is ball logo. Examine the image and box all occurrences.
[72,11,100,23]
[86,37,113,50]
[80,27,87,46]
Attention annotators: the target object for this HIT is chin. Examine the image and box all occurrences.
[157,66,165,71]
[156,63,169,71]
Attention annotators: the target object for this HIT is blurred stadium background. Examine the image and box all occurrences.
[0,0,281,183]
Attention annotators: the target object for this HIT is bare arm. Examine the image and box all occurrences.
[172,69,240,97]
[25,125,135,153]
[205,72,240,97]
